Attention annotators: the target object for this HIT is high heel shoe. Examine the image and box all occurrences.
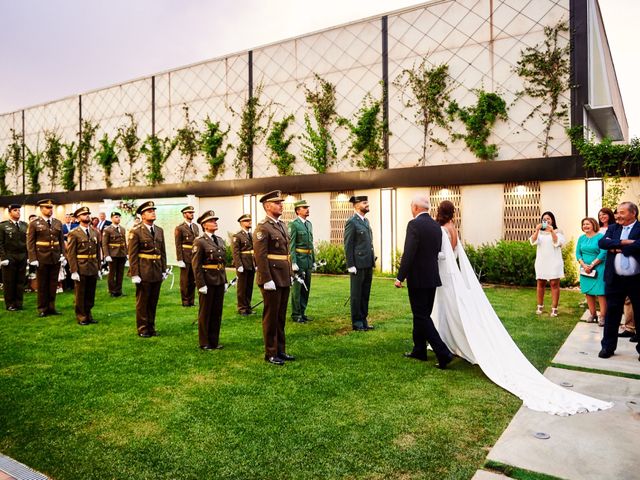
[550,307,559,317]
[536,305,544,315]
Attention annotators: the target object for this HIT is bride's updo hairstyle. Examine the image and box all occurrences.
[436,200,455,226]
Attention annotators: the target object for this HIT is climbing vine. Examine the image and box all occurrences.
[140,133,177,186]
[0,153,11,195]
[337,94,387,170]
[25,146,43,194]
[300,74,338,173]
[393,61,452,165]
[175,105,200,182]
[61,141,77,191]
[43,131,64,192]
[117,113,142,187]
[266,114,297,176]
[95,133,119,188]
[78,120,99,189]
[200,116,231,180]
[233,84,272,178]
[6,129,23,192]
[515,20,572,157]
[448,90,508,160]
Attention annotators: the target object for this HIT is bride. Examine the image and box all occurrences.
[432,201,612,415]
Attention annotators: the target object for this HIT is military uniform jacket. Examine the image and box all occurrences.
[232,229,255,270]
[289,217,315,270]
[344,214,375,269]
[67,226,101,276]
[128,223,167,282]
[192,234,228,288]
[0,220,28,262]
[102,224,127,258]
[175,222,200,264]
[27,216,65,264]
[253,217,293,288]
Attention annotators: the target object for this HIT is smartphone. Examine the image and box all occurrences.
[541,221,547,230]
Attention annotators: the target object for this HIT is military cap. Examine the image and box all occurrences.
[181,205,195,214]
[197,210,219,225]
[37,199,54,207]
[237,213,252,222]
[259,190,284,203]
[7,203,22,211]
[136,201,156,215]
[349,195,368,204]
[110,211,121,218]
[74,206,91,217]
[294,199,309,210]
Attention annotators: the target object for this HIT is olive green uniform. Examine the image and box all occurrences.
[232,229,255,314]
[0,219,28,310]
[102,224,127,296]
[289,217,314,321]
[175,222,199,306]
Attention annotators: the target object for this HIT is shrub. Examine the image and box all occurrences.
[314,241,346,274]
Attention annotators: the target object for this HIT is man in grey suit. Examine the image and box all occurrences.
[344,195,375,331]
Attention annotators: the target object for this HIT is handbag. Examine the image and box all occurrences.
[579,266,597,278]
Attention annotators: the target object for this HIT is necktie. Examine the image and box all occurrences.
[85,228,90,238]
[15,222,20,229]
[47,219,51,228]
[150,226,155,238]
[189,223,195,235]
[116,226,120,234]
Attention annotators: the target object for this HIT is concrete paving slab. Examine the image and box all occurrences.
[487,367,640,480]
[471,470,510,479]
[552,322,640,375]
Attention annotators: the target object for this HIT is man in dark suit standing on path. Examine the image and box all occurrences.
[344,195,375,331]
[394,193,454,369]
[598,201,640,360]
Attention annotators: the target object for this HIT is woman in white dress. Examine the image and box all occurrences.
[432,202,612,415]
[529,211,565,317]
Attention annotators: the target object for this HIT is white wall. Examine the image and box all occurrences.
[540,179,585,244]
[460,184,504,246]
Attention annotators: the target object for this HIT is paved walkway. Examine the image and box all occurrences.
[474,321,640,479]
[0,454,48,480]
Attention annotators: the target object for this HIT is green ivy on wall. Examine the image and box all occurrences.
[266,114,296,176]
[25,146,43,194]
[175,105,200,182]
[0,153,11,195]
[78,120,99,190]
[117,113,142,187]
[301,74,338,174]
[61,142,77,192]
[43,131,64,192]
[233,84,272,179]
[95,133,119,188]
[200,116,231,180]
[140,134,177,186]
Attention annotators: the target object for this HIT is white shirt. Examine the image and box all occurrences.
[615,221,639,276]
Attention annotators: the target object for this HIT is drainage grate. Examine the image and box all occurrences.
[0,454,49,480]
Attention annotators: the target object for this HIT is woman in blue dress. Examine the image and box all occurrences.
[576,217,607,324]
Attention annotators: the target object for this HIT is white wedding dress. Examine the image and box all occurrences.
[432,227,613,415]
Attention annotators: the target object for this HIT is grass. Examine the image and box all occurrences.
[0,274,584,480]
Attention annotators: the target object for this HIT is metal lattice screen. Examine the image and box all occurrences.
[502,181,541,241]
[330,190,354,245]
[429,185,462,239]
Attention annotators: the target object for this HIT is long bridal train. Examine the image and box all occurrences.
[432,230,612,416]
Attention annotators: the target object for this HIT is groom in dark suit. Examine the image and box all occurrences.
[395,193,454,369]
[598,201,640,360]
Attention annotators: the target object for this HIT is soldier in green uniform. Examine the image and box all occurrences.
[67,206,101,325]
[27,198,65,317]
[0,204,28,311]
[232,213,255,316]
[128,201,168,337]
[102,211,128,297]
[253,190,295,365]
[344,195,375,331]
[175,205,200,307]
[192,210,227,350]
[289,199,314,323]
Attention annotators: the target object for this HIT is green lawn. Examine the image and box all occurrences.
[0,274,584,480]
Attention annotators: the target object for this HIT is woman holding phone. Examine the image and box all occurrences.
[530,211,565,317]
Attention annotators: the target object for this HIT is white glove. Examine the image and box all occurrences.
[162,271,169,280]
[199,285,208,294]
[347,266,357,274]
[237,265,244,273]
[71,272,80,281]
[292,263,299,272]
[291,276,294,285]
[177,260,186,268]
[0,259,9,266]
[132,275,142,284]
[60,255,67,267]
[105,256,112,263]
[263,280,276,291]
[30,260,39,267]
[438,251,446,260]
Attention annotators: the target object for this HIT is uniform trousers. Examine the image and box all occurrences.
[349,267,372,328]
[108,256,126,296]
[291,266,312,319]
[36,263,60,314]
[407,287,450,360]
[602,274,640,354]
[180,264,196,306]
[198,284,225,347]
[75,275,97,322]
[260,286,290,357]
[136,281,162,335]
[2,260,26,309]
[236,269,255,313]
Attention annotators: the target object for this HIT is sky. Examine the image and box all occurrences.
[1,0,637,138]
